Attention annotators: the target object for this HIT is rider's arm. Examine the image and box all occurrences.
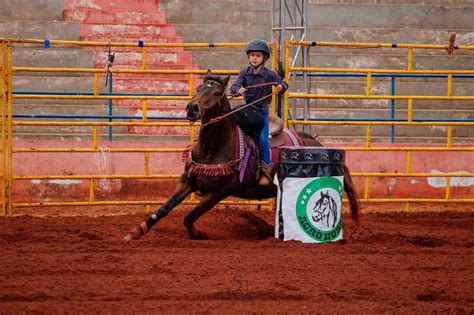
[269,71,288,93]
[230,69,246,95]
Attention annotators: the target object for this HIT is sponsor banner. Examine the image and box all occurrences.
[276,176,344,243]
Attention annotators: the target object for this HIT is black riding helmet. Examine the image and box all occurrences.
[246,39,271,59]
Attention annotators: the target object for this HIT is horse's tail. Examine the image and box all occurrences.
[342,164,360,221]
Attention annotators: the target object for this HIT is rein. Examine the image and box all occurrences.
[227,81,278,100]
[199,81,280,129]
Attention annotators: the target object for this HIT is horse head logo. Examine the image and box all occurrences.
[311,190,338,228]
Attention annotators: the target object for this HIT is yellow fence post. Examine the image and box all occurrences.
[142,100,148,122]
[366,72,372,96]
[1,40,6,216]
[93,73,99,96]
[283,43,290,128]
[6,40,12,216]
[447,73,452,97]
[407,47,413,71]
[142,46,147,70]
[405,151,412,212]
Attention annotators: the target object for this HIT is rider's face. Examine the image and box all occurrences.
[248,51,264,67]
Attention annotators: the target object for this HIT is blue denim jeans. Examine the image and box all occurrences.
[258,110,271,166]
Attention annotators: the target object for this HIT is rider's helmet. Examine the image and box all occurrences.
[246,39,271,59]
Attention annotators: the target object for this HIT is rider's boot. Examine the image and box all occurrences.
[259,164,273,186]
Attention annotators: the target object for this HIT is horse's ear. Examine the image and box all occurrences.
[222,75,230,87]
[205,69,212,79]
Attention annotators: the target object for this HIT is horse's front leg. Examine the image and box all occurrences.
[184,193,226,240]
[124,173,194,241]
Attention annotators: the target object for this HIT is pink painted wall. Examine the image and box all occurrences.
[10,140,473,203]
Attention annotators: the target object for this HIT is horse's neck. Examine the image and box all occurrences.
[196,118,236,163]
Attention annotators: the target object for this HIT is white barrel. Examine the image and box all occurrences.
[275,147,345,243]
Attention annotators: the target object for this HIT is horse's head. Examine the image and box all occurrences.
[311,191,333,224]
[186,70,230,123]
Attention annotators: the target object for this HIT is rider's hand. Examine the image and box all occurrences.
[238,87,247,95]
[275,84,283,92]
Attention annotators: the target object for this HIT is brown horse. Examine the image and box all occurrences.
[124,71,359,241]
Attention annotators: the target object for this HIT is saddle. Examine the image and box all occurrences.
[268,114,285,147]
[182,115,303,183]
[236,115,303,182]
[268,114,303,148]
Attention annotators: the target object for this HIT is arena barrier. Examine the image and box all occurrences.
[0,38,473,216]
[1,38,279,216]
[283,40,474,210]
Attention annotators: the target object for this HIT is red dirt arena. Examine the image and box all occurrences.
[0,205,473,314]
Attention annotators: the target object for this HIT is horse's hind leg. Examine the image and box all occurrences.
[183,193,225,240]
[124,174,194,241]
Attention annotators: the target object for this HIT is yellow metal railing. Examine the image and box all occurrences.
[2,39,281,216]
[285,40,474,207]
[1,38,473,215]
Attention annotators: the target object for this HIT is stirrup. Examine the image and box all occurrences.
[258,164,273,186]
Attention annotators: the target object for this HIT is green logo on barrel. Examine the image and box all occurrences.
[295,177,343,242]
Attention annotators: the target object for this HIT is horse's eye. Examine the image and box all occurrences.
[214,91,222,96]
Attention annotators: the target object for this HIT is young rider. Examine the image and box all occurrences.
[230,39,288,186]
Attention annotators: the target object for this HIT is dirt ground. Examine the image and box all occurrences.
[0,205,473,314]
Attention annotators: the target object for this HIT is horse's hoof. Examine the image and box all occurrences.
[194,230,209,240]
[124,233,135,241]
[123,226,143,241]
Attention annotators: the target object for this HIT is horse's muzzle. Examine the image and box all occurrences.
[186,102,200,122]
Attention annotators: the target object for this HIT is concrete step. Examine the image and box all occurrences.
[160,3,473,36]
[11,47,96,69]
[287,80,474,114]
[79,23,177,38]
[159,1,271,25]
[12,123,129,138]
[289,106,474,139]
[161,0,473,4]
[93,49,194,68]
[81,35,184,44]
[289,97,474,112]
[303,107,474,122]
[64,9,167,24]
[303,27,474,48]
[293,122,474,143]
[187,47,474,72]
[111,77,191,93]
[306,4,474,29]
[12,75,108,93]
[0,20,80,40]
[307,130,474,145]
[309,1,474,4]
[11,131,191,142]
[64,0,159,11]
[13,97,108,105]
[173,24,270,44]
[302,52,474,70]
[0,0,63,21]
[11,103,128,117]
[289,79,474,99]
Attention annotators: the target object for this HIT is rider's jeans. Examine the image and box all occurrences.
[259,110,271,166]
